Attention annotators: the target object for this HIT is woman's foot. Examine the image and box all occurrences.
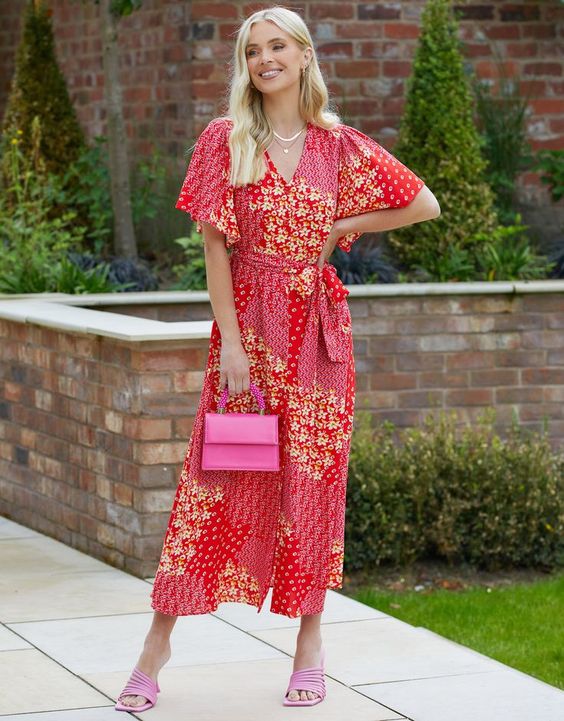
[286,630,323,702]
[118,636,171,708]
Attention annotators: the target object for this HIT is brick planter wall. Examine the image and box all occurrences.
[0,322,208,577]
[1,285,563,577]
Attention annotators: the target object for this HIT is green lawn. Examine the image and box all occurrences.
[353,571,564,689]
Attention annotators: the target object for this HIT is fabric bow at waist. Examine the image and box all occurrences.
[231,250,351,364]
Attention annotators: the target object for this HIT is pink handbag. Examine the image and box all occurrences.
[201,381,280,471]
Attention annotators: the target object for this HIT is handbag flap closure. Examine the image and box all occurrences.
[204,412,278,445]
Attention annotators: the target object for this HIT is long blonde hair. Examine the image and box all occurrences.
[218,5,341,187]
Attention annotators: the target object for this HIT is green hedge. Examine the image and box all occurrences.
[344,409,564,572]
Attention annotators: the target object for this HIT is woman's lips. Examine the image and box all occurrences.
[259,69,283,79]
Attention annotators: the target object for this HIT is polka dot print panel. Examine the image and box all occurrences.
[151,117,423,619]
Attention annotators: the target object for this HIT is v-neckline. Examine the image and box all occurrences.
[264,121,311,186]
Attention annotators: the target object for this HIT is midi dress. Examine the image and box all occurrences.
[150,117,425,618]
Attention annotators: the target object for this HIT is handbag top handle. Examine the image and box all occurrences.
[217,381,266,415]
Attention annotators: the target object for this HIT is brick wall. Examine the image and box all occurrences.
[1,288,563,576]
[1,1,562,206]
[0,319,209,576]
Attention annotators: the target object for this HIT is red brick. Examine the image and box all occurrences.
[370,373,417,390]
[419,372,469,388]
[522,330,564,349]
[446,351,495,369]
[134,441,187,465]
[191,2,238,19]
[383,23,421,40]
[520,404,564,421]
[371,409,422,427]
[397,391,443,408]
[354,356,395,373]
[522,368,564,385]
[355,391,396,409]
[496,350,546,367]
[335,60,382,78]
[470,369,519,386]
[397,353,444,371]
[495,387,544,404]
[123,417,172,440]
[114,483,133,507]
[310,3,355,19]
[131,348,205,371]
[446,389,493,406]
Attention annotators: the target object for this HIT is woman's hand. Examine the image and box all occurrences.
[316,220,347,268]
[219,339,250,396]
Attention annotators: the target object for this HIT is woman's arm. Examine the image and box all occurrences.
[318,186,440,265]
[336,185,440,239]
[201,221,250,394]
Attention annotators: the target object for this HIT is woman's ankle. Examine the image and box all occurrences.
[143,633,171,654]
[297,627,322,644]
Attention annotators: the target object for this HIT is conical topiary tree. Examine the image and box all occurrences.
[1,0,86,183]
[385,0,499,269]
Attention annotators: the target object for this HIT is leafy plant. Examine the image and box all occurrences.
[60,136,113,256]
[60,135,169,257]
[66,251,159,292]
[170,231,208,290]
[472,214,555,281]
[0,120,89,293]
[411,244,477,283]
[471,48,536,225]
[534,149,564,204]
[331,238,399,285]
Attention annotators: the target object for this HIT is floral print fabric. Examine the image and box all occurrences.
[150,117,424,618]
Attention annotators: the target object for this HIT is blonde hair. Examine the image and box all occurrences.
[217,5,341,186]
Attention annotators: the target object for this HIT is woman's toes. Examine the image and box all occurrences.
[287,689,300,700]
[122,694,146,706]
[306,690,318,700]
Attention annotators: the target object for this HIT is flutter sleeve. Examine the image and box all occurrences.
[335,124,425,252]
[175,117,241,248]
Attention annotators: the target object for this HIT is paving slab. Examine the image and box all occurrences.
[255,616,499,686]
[0,568,155,623]
[8,611,286,675]
[0,708,120,721]
[0,623,32,651]
[0,648,110,715]
[0,535,115,577]
[0,516,41,539]
[356,666,564,721]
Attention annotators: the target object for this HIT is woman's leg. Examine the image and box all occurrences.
[286,608,324,702]
[118,611,178,708]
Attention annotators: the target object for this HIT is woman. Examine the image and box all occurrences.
[115,4,440,712]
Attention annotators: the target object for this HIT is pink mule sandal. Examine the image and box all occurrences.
[115,666,161,712]
[283,646,326,706]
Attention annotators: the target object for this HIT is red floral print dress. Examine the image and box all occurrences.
[150,117,425,618]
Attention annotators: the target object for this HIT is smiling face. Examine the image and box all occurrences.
[245,20,309,93]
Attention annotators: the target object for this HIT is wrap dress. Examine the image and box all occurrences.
[150,117,425,618]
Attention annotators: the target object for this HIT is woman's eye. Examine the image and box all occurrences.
[247,45,285,57]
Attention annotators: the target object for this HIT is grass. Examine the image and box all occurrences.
[352,570,564,689]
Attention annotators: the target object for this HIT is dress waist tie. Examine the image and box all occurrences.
[230,250,351,366]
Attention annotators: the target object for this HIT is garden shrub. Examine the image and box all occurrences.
[345,408,564,573]
[385,0,498,270]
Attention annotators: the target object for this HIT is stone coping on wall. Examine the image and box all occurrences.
[1,279,564,342]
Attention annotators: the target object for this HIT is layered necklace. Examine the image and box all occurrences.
[270,122,307,154]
